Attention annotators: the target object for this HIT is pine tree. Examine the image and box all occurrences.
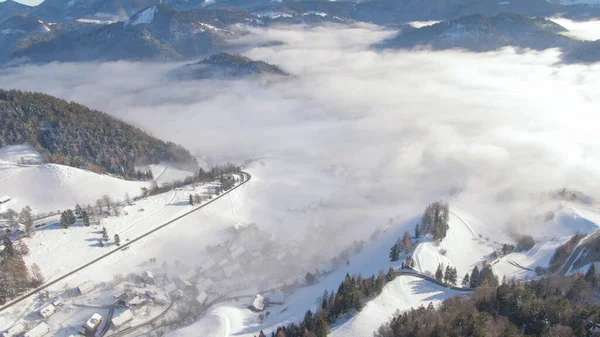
[82,211,90,227]
[314,314,328,337]
[585,264,596,285]
[114,234,121,246]
[470,266,480,288]
[2,236,15,258]
[389,243,400,262]
[30,263,44,287]
[75,204,82,218]
[435,264,444,281]
[99,239,104,247]
[462,273,470,287]
[444,265,452,283]
[60,211,69,229]
[189,194,194,206]
[102,227,109,241]
[415,223,420,239]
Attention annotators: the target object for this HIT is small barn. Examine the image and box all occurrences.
[23,322,50,337]
[38,304,57,318]
[248,294,265,312]
[111,309,134,329]
[142,271,155,284]
[77,281,95,295]
[195,291,208,306]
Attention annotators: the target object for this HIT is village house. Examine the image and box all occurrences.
[77,281,95,296]
[248,294,265,311]
[38,304,57,319]
[111,309,134,329]
[142,271,155,284]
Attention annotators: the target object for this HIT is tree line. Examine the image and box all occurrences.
[259,269,399,337]
[0,89,198,180]
[374,264,600,337]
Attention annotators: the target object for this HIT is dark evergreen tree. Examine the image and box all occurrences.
[114,234,121,246]
[82,211,90,227]
[102,227,109,241]
[470,266,480,288]
[585,264,596,286]
[75,204,82,218]
[60,211,69,229]
[462,273,470,287]
[389,243,400,262]
[435,264,444,281]
[189,194,194,206]
[415,223,420,239]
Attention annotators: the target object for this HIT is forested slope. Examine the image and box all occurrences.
[0,89,197,179]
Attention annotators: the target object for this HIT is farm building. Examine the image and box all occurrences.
[249,294,265,311]
[38,304,57,318]
[1,322,26,337]
[195,291,208,305]
[195,278,213,293]
[111,309,134,329]
[77,281,95,295]
[142,271,155,284]
[23,322,50,337]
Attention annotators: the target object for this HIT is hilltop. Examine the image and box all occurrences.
[0,89,198,180]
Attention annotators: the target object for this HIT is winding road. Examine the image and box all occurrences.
[0,172,251,314]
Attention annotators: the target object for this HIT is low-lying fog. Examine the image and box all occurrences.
[2,22,600,254]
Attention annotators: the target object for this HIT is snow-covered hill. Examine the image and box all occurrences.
[0,145,150,214]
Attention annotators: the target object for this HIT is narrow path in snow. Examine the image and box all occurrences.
[0,173,251,314]
[449,210,479,239]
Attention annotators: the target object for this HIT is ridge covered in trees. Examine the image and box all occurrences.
[420,202,450,241]
[374,266,600,337]
[0,89,198,180]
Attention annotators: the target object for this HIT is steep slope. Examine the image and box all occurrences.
[564,40,600,64]
[173,52,289,80]
[14,5,229,62]
[0,89,198,180]
[0,14,57,63]
[380,13,582,52]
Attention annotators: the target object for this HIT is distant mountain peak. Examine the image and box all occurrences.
[172,52,289,80]
[126,6,159,26]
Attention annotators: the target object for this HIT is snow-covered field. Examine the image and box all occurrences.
[0,145,150,214]
[144,163,196,187]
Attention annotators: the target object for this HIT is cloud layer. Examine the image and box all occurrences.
[2,23,600,245]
